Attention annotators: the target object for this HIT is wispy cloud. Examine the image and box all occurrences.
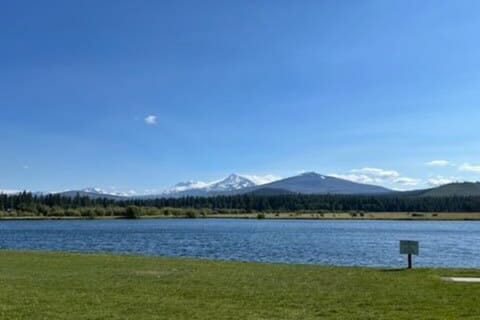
[242,174,281,185]
[330,167,420,188]
[144,115,157,125]
[393,177,420,186]
[426,160,450,167]
[459,163,480,173]
[427,176,460,187]
[351,167,400,179]
[330,173,374,184]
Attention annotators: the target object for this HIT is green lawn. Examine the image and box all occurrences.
[0,251,479,319]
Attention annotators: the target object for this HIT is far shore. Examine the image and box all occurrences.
[2,211,480,221]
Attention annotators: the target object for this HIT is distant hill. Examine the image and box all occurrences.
[247,172,392,195]
[406,182,480,197]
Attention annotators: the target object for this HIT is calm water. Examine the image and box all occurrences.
[0,219,479,267]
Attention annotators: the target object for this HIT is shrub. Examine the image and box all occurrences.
[36,204,50,216]
[49,206,65,217]
[112,207,126,217]
[66,208,81,217]
[125,206,141,219]
[185,210,197,219]
[256,213,266,219]
[94,207,105,217]
[80,208,94,218]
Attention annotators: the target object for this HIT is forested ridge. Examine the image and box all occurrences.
[2,192,480,218]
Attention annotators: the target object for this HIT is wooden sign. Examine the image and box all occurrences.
[400,240,419,269]
[400,240,419,255]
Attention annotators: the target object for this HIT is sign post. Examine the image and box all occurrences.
[400,240,419,269]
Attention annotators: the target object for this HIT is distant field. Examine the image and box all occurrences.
[207,212,480,220]
[1,251,480,319]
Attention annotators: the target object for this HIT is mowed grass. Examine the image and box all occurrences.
[1,251,480,319]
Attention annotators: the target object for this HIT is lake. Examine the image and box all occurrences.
[1,219,479,267]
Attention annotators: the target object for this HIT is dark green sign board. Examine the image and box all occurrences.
[400,240,419,255]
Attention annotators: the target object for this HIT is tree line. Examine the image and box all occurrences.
[2,192,480,218]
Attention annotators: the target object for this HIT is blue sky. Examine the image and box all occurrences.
[2,0,480,193]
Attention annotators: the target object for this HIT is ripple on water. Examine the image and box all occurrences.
[0,219,480,267]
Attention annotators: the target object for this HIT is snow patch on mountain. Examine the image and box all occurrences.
[81,187,137,197]
[0,189,22,195]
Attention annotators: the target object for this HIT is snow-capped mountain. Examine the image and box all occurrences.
[159,174,257,197]
[206,174,256,192]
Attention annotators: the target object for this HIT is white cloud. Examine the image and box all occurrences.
[393,177,420,186]
[330,167,420,188]
[242,174,281,185]
[329,173,375,184]
[351,167,400,179]
[427,176,459,187]
[144,115,157,125]
[426,160,450,167]
[459,163,480,173]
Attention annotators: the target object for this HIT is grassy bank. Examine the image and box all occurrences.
[1,251,480,319]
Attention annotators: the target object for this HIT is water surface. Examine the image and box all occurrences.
[0,219,479,267]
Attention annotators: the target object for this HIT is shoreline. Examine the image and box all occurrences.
[2,211,480,221]
[0,248,478,270]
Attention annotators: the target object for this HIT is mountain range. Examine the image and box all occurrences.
[4,172,480,199]
[137,172,392,198]
[56,172,394,199]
